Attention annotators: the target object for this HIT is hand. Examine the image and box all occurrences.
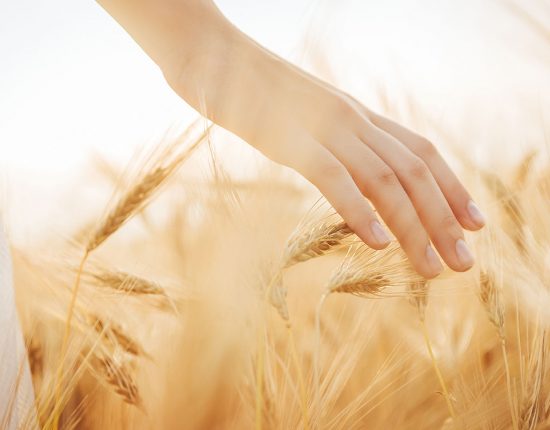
[164,26,486,279]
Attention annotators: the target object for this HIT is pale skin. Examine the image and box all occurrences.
[97,0,486,279]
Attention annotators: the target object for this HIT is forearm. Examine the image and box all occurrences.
[98,0,273,132]
[96,0,242,80]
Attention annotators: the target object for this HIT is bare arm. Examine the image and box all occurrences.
[96,0,486,278]
[96,0,230,70]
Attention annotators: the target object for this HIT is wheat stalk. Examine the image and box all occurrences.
[312,242,423,425]
[513,150,538,190]
[260,268,287,322]
[518,332,546,430]
[406,280,457,419]
[325,247,457,419]
[408,280,429,322]
[479,267,518,430]
[53,122,209,429]
[258,211,354,429]
[86,123,210,253]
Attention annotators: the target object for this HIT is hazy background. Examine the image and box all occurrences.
[1,0,549,240]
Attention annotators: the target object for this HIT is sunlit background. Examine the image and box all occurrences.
[1,0,549,241]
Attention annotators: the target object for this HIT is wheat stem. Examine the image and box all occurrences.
[287,324,310,430]
[255,322,266,430]
[255,273,280,430]
[51,250,89,430]
[314,292,328,426]
[501,337,519,430]
[420,319,456,419]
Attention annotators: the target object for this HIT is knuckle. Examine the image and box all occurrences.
[379,203,399,226]
[448,181,469,202]
[373,167,399,187]
[439,213,460,232]
[343,203,368,229]
[405,157,430,181]
[416,137,438,158]
[360,118,378,139]
[386,208,423,244]
[332,97,354,118]
[398,221,422,248]
[313,158,346,181]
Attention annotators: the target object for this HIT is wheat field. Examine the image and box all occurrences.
[7,117,550,429]
[3,1,550,429]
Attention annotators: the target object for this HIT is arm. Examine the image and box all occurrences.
[96,0,486,278]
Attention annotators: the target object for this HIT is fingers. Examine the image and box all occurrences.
[284,135,392,250]
[368,113,486,231]
[324,136,444,278]
[359,124,474,272]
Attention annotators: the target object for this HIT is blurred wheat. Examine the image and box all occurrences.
[4,1,550,429]
[7,121,550,428]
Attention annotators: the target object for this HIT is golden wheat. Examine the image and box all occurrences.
[95,355,142,407]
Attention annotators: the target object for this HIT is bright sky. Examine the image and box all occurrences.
[1,1,548,170]
[0,0,316,173]
[1,0,549,239]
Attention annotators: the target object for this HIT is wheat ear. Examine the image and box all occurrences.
[89,315,147,358]
[282,219,352,268]
[313,243,422,424]
[482,171,525,252]
[259,211,354,428]
[326,243,422,298]
[96,355,142,408]
[52,123,209,429]
[268,214,353,345]
[284,211,356,428]
[87,123,210,253]
[89,269,167,296]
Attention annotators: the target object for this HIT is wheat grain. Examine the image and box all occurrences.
[87,122,210,253]
[482,171,525,251]
[328,272,390,296]
[282,219,352,268]
[89,316,146,358]
[89,269,166,296]
[479,270,505,338]
[96,355,142,407]
[326,243,422,298]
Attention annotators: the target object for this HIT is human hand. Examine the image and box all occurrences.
[164,24,486,280]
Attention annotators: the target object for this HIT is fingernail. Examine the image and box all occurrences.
[370,220,391,245]
[467,199,486,226]
[455,238,475,268]
[425,244,443,275]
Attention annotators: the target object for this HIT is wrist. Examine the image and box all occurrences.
[164,25,272,129]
